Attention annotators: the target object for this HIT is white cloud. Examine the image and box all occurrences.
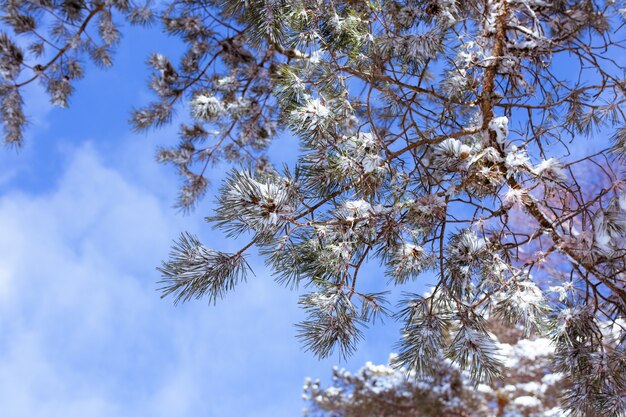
[0,144,327,417]
[0,141,405,417]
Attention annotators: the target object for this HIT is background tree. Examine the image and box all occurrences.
[1,1,625,415]
[303,320,568,417]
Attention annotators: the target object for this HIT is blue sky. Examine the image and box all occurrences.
[0,22,416,417]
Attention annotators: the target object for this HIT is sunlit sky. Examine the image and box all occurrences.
[0,22,422,417]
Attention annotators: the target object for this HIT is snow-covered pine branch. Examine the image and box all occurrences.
[3,0,626,414]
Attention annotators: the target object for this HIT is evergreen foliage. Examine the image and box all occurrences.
[2,0,626,415]
[303,321,573,417]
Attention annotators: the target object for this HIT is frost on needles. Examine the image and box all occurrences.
[2,0,626,415]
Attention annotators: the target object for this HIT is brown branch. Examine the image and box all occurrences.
[15,3,106,88]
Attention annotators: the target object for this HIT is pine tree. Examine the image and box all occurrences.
[2,1,626,415]
[303,320,568,417]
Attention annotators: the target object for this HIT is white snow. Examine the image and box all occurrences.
[533,158,566,181]
[344,199,373,217]
[505,146,531,170]
[488,116,509,144]
[291,98,331,130]
[190,94,224,121]
[514,395,542,408]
